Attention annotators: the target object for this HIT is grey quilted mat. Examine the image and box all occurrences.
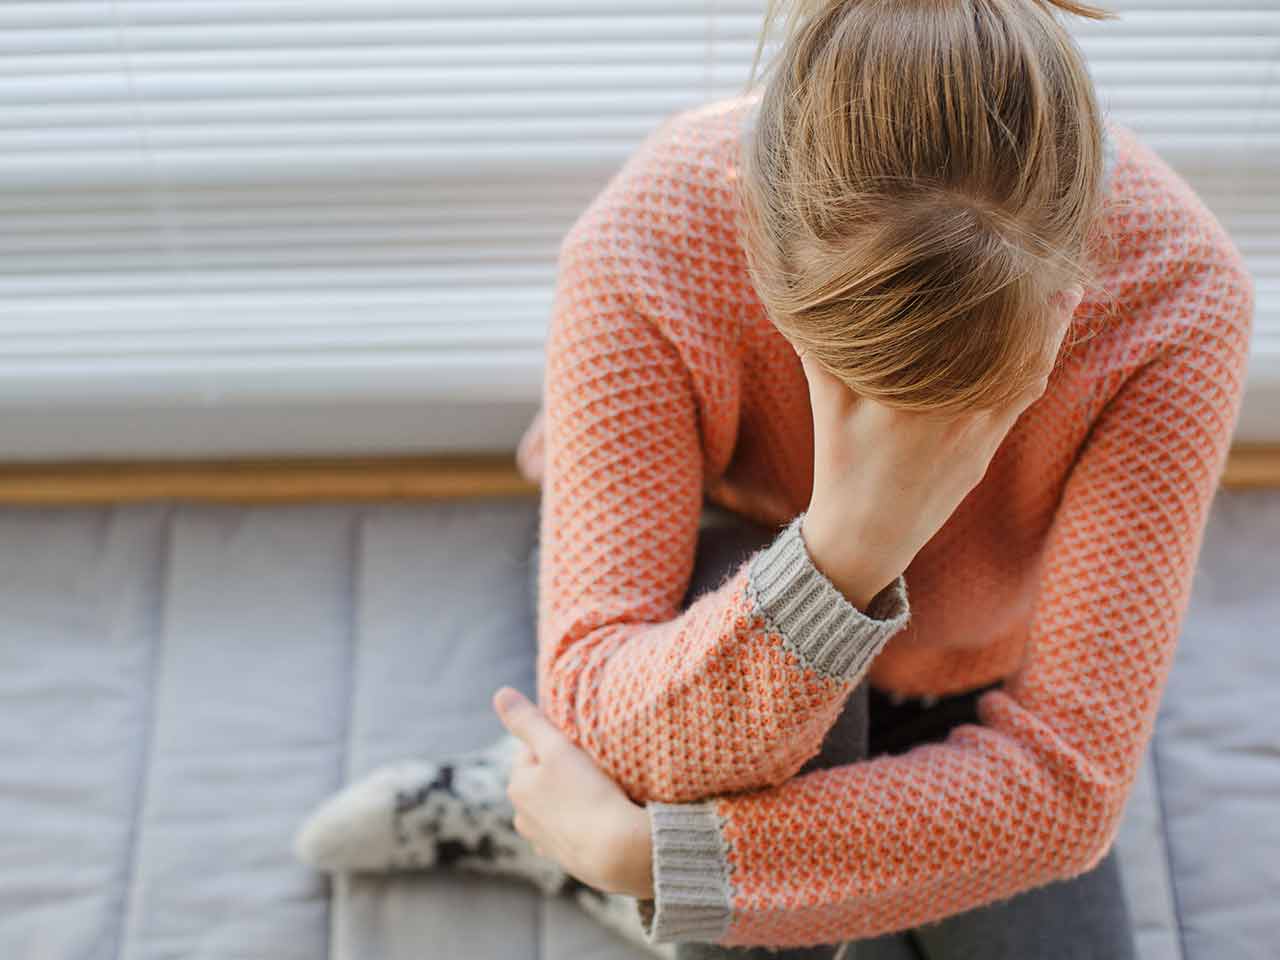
[1,490,1277,960]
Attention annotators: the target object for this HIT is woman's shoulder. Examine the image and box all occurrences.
[623,92,759,187]
[1089,118,1250,327]
[559,94,757,264]
[1074,118,1253,385]
[1098,118,1243,267]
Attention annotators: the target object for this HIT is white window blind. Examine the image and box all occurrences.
[0,0,1276,458]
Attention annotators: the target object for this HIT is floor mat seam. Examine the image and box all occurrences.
[1149,722,1190,960]
[110,503,173,960]
[327,509,365,960]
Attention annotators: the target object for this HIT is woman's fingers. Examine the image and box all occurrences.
[971,374,1047,465]
[802,284,1081,432]
[978,286,1083,439]
[798,347,856,417]
[512,811,547,857]
[1050,283,1085,317]
[492,686,563,762]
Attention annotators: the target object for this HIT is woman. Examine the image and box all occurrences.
[295,0,1254,957]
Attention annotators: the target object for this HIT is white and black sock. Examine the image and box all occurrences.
[294,733,674,959]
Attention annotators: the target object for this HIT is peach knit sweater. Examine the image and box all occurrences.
[514,93,1254,948]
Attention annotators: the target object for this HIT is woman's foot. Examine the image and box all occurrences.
[293,733,567,894]
[294,733,676,959]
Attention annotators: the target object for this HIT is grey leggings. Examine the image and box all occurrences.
[529,506,1137,960]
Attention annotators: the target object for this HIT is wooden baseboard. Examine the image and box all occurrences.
[0,445,1275,504]
[1221,444,1280,489]
[0,455,538,504]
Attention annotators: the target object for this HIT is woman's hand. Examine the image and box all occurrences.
[798,286,1084,610]
[492,686,655,899]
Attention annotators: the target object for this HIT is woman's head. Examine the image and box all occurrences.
[739,0,1113,413]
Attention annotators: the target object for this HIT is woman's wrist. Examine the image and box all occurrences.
[607,802,655,899]
[800,510,896,612]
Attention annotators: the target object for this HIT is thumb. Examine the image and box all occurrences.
[492,686,558,759]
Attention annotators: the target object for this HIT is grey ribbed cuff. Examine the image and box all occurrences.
[635,802,733,945]
[746,512,910,682]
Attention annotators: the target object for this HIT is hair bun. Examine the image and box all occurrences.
[769,0,1114,28]
[751,0,1114,83]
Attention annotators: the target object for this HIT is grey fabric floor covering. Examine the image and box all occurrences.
[1,490,1277,960]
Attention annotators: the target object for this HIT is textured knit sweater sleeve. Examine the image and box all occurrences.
[533,142,911,806]
[633,130,1256,947]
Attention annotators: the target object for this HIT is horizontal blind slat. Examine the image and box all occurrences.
[6,38,1278,75]
[0,1,766,28]
[0,264,559,295]
[0,91,711,126]
[0,15,765,54]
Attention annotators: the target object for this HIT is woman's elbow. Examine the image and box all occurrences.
[1056,788,1129,880]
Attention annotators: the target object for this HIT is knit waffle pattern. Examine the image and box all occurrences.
[517,93,1255,947]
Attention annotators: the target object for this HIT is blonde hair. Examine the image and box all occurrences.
[739,0,1115,413]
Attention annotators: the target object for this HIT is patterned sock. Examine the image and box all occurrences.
[293,733,674,959]
[294,733,566,892]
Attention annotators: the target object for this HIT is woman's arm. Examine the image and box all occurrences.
[535,211,911,806]
[630,191,1256,946]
